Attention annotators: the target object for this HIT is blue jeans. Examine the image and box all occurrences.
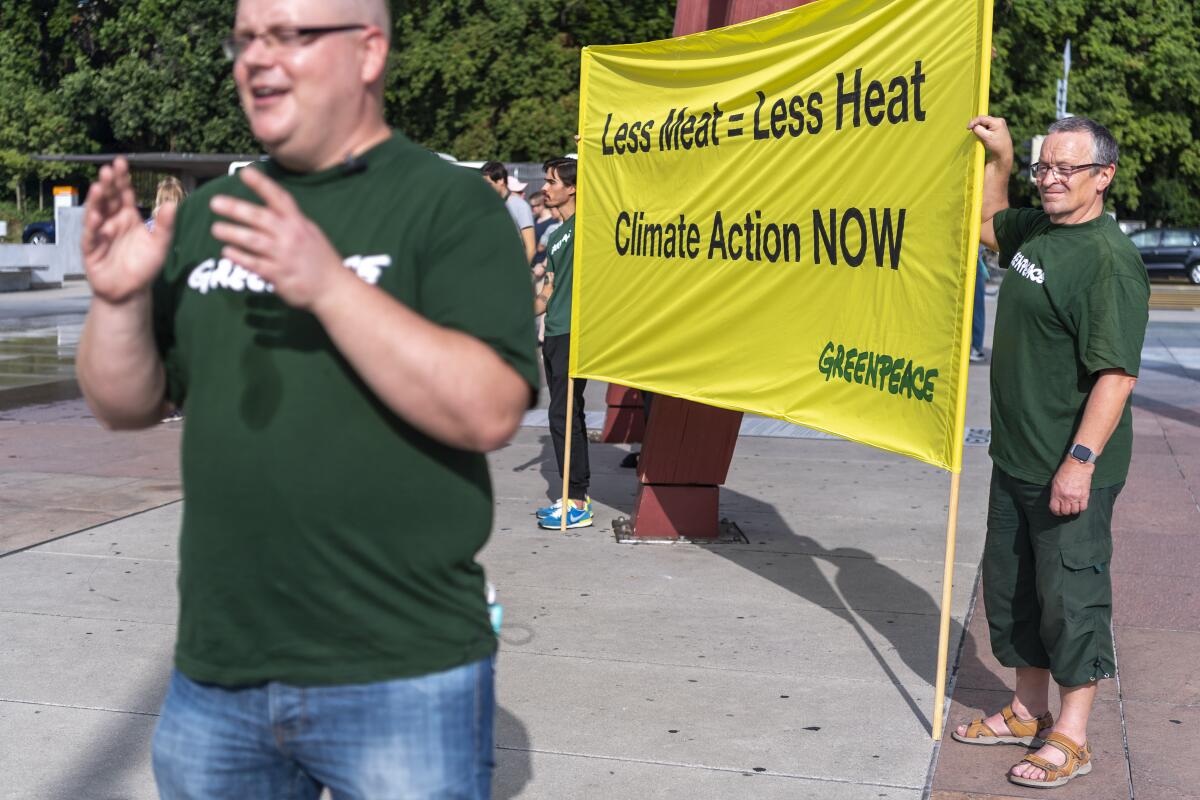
[152,657,495,799]
[971,255,987,351]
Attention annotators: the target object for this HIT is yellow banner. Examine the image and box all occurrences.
[572,0,993,472]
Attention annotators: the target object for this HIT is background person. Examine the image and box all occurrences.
[528,189,556,343]
[529,190,556,269]
[149,176,188,421]
[481,160,536,264]
[506,174,527,201]
[533,156,591,529]
[146,176,186,233]
[970,244,989,362]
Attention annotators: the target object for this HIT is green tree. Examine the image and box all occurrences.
[991,0,1200,225]
[59,0,253,153]
[0,1,95,211]
[10,0,1192,227]
[1,0,675,174]
[385,0,674,160]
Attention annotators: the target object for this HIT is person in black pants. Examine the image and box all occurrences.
[533,157,592,529]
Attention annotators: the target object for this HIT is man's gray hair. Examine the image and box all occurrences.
[1047,116,1119,166]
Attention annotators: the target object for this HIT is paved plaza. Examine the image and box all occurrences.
[0,283,1196,799]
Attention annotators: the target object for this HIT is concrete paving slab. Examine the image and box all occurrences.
[493,747,923,800]
[0,418,176,454]
[1112,467,1200,538]
[0,397,95,425]
[1111,573,1200,632]
[0,610,173,713]
[1124,702,1200,800]
[0,701,159,800]
[0,508,116,554]
[496,649,939,789]
[78,453,182,481]
[0,549,178,625]
[34,502,182,560]
[1111,530,1200,578]
[1114,626,1200,705]
[496,578,966,689]
[930,792,1038,800]
[0,403,182,557]
[0,474,179,516]
[482,526,978,621]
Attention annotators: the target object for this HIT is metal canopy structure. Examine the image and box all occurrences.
[33,152,263,191]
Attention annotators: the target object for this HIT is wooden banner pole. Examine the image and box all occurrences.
[560,377,575,532]
[931,470,963,740]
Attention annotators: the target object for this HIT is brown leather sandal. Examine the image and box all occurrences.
[1008,731,1092,788]
[950,704,1054,746]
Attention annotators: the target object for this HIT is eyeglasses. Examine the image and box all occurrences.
[1031,162,1105,181]
[221,25,366,60]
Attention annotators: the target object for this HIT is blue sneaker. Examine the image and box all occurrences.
[538,501,594,530]
[535,498,562,519]
[536,496,591,520]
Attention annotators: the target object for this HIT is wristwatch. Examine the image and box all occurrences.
[1069,443,1097,465]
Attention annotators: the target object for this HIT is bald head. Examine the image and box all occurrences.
[335,0,391,40]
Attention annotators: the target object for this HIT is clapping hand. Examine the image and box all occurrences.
[209,167,348,312]
[82,157,175,304]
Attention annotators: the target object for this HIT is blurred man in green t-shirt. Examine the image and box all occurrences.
[953,115,1149,790]
[75,0,537,796]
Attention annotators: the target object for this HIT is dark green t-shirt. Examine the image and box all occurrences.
[543,215,575,337]
[152,133,538,686]
[990,208,1149,488]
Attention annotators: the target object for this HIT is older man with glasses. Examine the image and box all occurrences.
[76,0,537,796]
[951,115,1149,789]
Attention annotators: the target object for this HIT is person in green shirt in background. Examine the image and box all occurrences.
[953,114,1149,789]
[75,0,537,796]
[533,156,593,529]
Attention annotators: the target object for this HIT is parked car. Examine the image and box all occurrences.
[22,221,55,245]
[1129,228,1200,284]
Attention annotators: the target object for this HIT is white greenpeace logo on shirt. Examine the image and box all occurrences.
[187,254,392,295]
[549,229,572,257]
[1009,250,1045,285]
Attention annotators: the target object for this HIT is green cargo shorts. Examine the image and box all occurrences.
[982,466,1122,687]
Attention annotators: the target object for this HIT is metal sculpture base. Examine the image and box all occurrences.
[613,516,747,545]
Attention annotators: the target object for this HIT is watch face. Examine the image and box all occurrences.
[1071,444,1094,463]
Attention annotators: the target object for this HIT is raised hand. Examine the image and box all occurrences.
[209,166,347,312]
[82,157,175,304]
[967,115,1014,163]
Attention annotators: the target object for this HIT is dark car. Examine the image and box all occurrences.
[22,221,55,245]
[1129,228,1200,284]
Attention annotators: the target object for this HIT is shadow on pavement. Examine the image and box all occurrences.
[494,704,533,799]
[36,704,161,800]
[711,486,1008,734]
[1132,393,1200,429]
[511,434,560,502]
[1138,359,1199,383]
[514,429,1007,732]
